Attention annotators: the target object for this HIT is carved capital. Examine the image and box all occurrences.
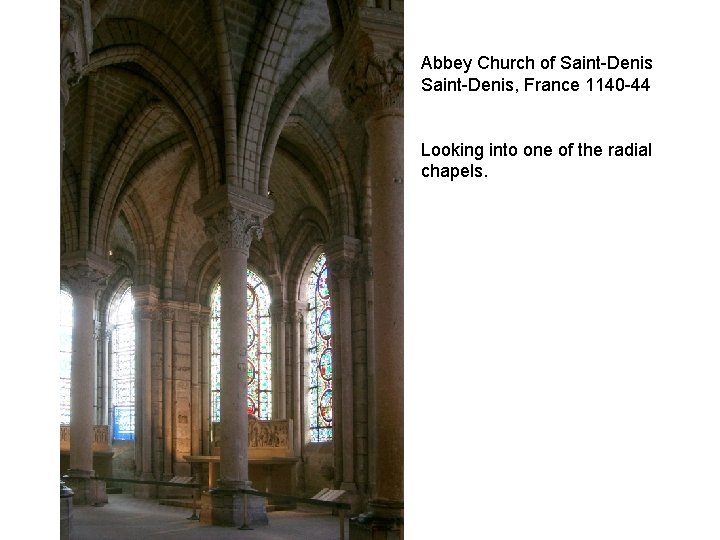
[330,9,403,120]
[204,207,264,254]
[326,236,361,282]
[60,0,92,104]
[193,186,274,254]
[328,260,356,284]
[62,263,109,297]
[340,48,404,120]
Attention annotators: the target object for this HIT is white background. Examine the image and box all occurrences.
[405,1,720,538]
[3,2,719,538]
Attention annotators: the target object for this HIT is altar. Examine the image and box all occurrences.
[184,418,298,505]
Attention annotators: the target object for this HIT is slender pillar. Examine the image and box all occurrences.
[326,237,361,498]
[330,7,404,531]
[106,329,114,426]
[291,309,304,459]
[61,253,112,505]
[194,186,274,527]
[162,309,174,478]
[191,313,202,456]
[201,313,211,455]
[272,302,288,419]
[100,328,110,425]
[133,286,159,496]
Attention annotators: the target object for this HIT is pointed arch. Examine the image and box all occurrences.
[87,42,221,195]
[284,101,358,237]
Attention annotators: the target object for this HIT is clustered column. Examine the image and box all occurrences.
[272,301,288,419]
[326,236,361,499]
[162,308,175,479]
[190,312,202,457]
[132,285,159,494]
[290,309,304,459]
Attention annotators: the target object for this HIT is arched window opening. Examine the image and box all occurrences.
[210,269,273,423]
[307,253,333,442]
[109,286,135,440]
[60,289,73,425]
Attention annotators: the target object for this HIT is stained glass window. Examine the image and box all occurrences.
[60,289,73,424]
[307,253,333,442]
[210,269,272,423]
[109,286,135,440]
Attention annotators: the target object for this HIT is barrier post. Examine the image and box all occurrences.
[339,508,345,540]
[187,488,199,520]
[238,491,253,530]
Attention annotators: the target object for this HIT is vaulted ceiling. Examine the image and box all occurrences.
[61,0,367,301]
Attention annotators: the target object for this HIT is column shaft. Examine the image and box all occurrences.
[291,310,303,457]
[366,111,404,503]
[337,274,355,487]
[163,314,173,477]
[201,318,211,455]
[69,292,96,475]
[191,317,201,456]
[140,313,153,476]
[274,306,287,419]
[218,247,250,486]
[100,330,110,425]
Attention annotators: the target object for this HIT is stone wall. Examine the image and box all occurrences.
[302,442,335,497]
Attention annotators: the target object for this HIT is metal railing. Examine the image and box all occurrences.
[83,476,351,539]
[210,486,350,540]
[91,476,201,520]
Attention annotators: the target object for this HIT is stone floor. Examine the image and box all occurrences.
[70,493,348,540]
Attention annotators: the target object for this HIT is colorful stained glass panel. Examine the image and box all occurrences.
[210,268,273,423]
[307,254,333,442]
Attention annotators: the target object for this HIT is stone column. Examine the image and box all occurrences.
[290,309,304,459]
[326,237,361,503]
[272,301,288,419]
[162,309,174,479]
[100,328,110,425]
[133,286,159,496]
[190,313,202,457]
[194,186,273,527]
[201,313,211,455]
[61,252,113,505]
[330,7,404,532]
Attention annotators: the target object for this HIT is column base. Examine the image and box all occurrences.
[200,486,268,527]
[64,474,107,506]
[350,499,403,540]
